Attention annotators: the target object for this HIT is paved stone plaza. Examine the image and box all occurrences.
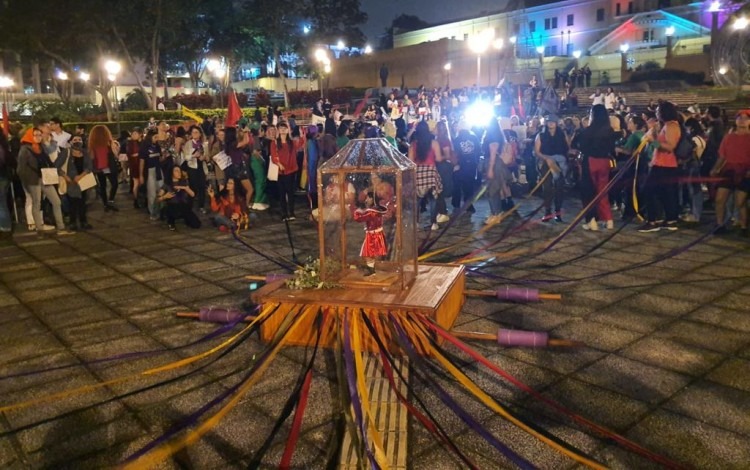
[0,192,749,469]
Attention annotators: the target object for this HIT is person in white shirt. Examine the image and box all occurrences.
[589,89,604,106]
[604,87,616,110]
[157,101,166,111]
[49,117,71,149]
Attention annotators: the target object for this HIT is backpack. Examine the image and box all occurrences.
[674,125,696,163]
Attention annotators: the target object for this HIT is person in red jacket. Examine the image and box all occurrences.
[208,178,248,231]
[270,121,305,221]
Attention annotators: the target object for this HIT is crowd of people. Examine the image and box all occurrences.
[0,85,748,244]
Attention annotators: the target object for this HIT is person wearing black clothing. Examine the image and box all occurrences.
[159,166,200,231]
[535,116,569,222]
[702,106,724,206]
[452,124,480,213]
[574,104,618,230]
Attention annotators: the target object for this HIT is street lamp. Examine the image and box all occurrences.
[718,66,728,75]
[56,71,68,81]
[364,44,373,54]
[665,26,675,37]
[619,43,630,53]
[337,40,346,50]
[468,29,493,86]
[732,16,748,31]
[315,48,332,98]
[572,50,582,59]
[536,46,545,55]
[104,59,121,134]
[79,72,90,82]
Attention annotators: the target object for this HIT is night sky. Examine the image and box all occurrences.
[361,0,513,44]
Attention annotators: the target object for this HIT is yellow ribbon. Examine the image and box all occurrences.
[405,315,606,469]
[0,304,278,414]
[121,304,316,469]
[351,309,390,469]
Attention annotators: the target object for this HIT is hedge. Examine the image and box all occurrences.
[629,69,706,85]
[60,120,184,135]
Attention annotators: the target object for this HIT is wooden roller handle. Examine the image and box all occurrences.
[245,275,267,281]
[176,312,199,318]
[451,331,497,341]
[547,339,584,347]
[538,293,562,300]
[463,289,496,297]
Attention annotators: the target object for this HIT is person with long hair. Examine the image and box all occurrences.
[483,117,512,225]
[270,121,305,221]
[207,126,226,194]
[158,166,200,231]
[16,128,72,236]
[451,119,480,214]
[408,120,444,230]
[207,177,247,231]
[88,124,120,212]
[249,127,269,211]
[181,125,208,213]
[575,104,617,231]
[638,101,682,232]
[126,127,143,208]
[223,127,255,209]
[139,130,163,220]
[434,120,453,223]
[711,109,750,236]
[534,115,569,222]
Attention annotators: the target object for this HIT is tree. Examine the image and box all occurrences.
[307,0,368,47]
[378,14,430,50]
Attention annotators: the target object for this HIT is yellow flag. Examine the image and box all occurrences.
[181,105,204,124]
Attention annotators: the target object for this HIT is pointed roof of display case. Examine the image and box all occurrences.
[320,138,415,171]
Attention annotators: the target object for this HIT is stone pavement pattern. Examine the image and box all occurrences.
[0,192,749,469]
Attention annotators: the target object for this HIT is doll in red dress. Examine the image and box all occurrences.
[352,192,388,276]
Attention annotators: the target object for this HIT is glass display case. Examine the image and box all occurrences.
[318,138,418,290]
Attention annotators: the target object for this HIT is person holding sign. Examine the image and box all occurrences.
[16,128,72,237]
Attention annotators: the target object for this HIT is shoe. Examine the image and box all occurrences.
[582,219,598,231]
[466,205,476,214]
[637,222,661,233]
[199,208,207,214]
[288,214,296,221]
[256,203,270,211]
[80,223,93,230]
[436,213,450,223]
[431,223,440,231]
[554,215,564,223]
[714,225,729,235]
[661,220,679,231]
[27,224,35,231]
[606,220,614,230]
[680,214,699,223]
[56,229,75,236]
[168,224,176,231]
[541,213,554,222]
[41,224,56,232]
[133,200,140,209]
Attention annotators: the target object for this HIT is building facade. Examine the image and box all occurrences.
[394,0,722,59]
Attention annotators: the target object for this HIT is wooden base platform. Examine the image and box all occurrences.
[251,263,465,353]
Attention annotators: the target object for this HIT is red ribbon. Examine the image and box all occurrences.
[279,368,313,469]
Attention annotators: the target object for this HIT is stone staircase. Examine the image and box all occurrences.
[571,87,736,110]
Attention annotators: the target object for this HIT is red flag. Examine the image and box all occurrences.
[225,89,242,128]
[1,103,9,137]
[354,89,371,117]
